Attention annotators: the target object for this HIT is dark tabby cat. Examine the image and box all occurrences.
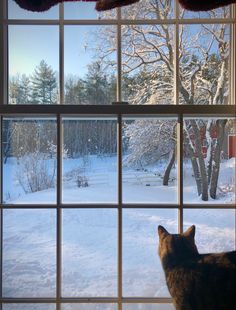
[158,225,236,310]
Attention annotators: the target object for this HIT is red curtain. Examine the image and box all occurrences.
[14,0,236,12]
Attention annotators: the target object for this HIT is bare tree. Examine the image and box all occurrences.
[96,1,230,200]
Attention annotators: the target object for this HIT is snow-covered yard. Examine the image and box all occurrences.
[2,156,235,310]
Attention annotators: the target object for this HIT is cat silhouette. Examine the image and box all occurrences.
[158,225,236,310]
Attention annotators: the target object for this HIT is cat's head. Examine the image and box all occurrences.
[158,225,199,263]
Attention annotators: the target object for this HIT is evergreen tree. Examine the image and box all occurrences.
[65,77,86,105]
[20,74,31,104]
[9,74,30,104]
[85,61,113,105]
[31,60,58,104]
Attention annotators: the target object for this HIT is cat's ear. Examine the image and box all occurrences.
[183,225,195,239]
[158,225,170,238]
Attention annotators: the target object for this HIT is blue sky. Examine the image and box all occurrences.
[9,0,113,78]
[8,0,226,79]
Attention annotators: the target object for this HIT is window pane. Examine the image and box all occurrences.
[183,118,236,203]
[9,26,59,104]
[62,118,117,203]
[8,0,59,19]
[3,209,56,297]
[64,26,116,105]
[122,118,178,203]
[180,5,230,19]
[184,209,235,252]
[179,24,230,105]
[122,25,174,104]
[123,209,177,297]
[64,2,116,19]
[62,304,117,310]
[123,304,175,310]
[62,209,117,297]
[122,0,174,19]
[3,305,55,310]
[3,118,57,204]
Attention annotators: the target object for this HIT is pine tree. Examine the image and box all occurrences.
[9,74,31,104]
[85,61,113,105]
[31,60,58,104]
[65,77,86,105]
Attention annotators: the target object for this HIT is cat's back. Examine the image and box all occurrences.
[169,251,236,310]
[199,250,236,268]
[196,250,236,291]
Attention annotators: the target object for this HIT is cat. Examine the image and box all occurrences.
[158,225,236,310]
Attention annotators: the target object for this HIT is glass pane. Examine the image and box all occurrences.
[180,4,230,19]
[62,209,117,297]
[183,118,236,203]
[122,0,174,19]
[3,305,55,310]
[122,118,178,203]
[3,118,57,204]
[62,118,117,203]
[122,25,174,104]
[123,304,175,310]
[8,0,59,19]
[64,26,116,105]
[184,209,235,252]
[3,209,56,297]
[179,24,230,105]
[123,209,178,297]
[9,26,59,104]
[62,305,117,310]
[64,1,116,19]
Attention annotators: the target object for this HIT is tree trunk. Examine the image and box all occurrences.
[209,119,227,199]
[205,120,213,185]
[207,146,213,185]
[184,121,202,196]
[188,144,202,196]
[163,147,176,186]
[190,120,208,201]
[163,124,177,186]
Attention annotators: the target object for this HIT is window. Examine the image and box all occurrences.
[0,1,235,309]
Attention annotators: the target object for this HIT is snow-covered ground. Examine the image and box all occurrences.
[3,156,235,204]
[2,156,235,310]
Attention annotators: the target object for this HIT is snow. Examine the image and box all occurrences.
[2,305,56,310]
[2,155,235,308]
[4,155,234,204]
